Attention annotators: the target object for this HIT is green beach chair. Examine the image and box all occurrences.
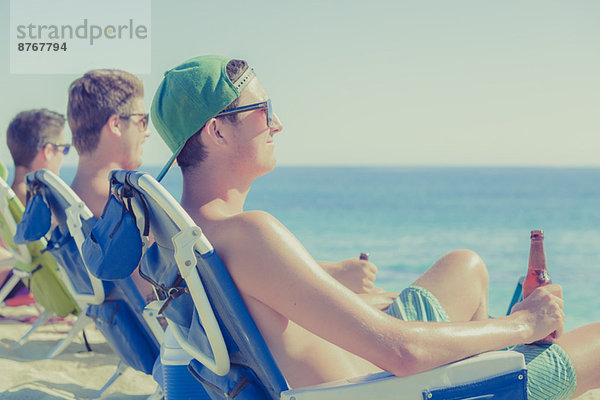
[0,161,32,302]
[0,161,79,348]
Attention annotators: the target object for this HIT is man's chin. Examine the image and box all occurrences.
[263,159,277,175]
[124,160,143,171]
[252,162,275,180]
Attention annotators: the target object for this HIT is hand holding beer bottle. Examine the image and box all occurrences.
[522,230,560,343]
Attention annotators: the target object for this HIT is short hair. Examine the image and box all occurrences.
[177,59,248,172]
[67,69,144,154]
[6,109,65,168]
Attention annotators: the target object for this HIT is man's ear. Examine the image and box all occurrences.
[203,118,227,146]
[41,144,53,161]
[106,114,122,137]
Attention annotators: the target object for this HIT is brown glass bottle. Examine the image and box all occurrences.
[522,230,556,342]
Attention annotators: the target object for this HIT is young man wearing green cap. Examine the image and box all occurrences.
[153,57,387,298]
[152,55,600,399]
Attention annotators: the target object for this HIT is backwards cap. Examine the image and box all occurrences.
[151,55,255,181]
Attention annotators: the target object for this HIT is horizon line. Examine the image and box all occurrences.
[64,163,600,169]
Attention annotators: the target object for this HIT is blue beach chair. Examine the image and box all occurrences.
[108,169,528,400]
[16,169,162,399]
[507,277,525,316]
[0,169,79,348]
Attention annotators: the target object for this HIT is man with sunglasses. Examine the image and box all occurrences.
[151,55,600,400]
[67,69,153,300]
[68,69,150,218]
[154,57,384,297]
[6,108,68,205]
[2,108,68,301]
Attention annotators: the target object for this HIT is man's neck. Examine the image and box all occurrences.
[10,166,31,205]
[181,166,253,221]
[71,154,123,218]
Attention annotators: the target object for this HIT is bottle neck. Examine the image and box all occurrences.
[528,239,547,270]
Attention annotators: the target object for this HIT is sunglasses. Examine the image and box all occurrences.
[43,142,71,155]
[119,113,149,131]
[216,99,273,128]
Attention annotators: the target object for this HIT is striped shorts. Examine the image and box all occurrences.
[385,285,577,400]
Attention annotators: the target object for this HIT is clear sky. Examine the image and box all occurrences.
[1,0,598,167]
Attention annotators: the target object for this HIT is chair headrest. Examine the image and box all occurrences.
[14,193,51,244]
[82,194,143,280]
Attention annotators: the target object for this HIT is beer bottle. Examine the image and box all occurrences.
[522,230,556,342]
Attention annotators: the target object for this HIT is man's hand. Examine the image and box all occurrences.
[319,257,378,294]
[510,284,564,343]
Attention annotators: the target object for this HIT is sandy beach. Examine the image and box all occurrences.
[1,304,599,400]
[0,305,157,400]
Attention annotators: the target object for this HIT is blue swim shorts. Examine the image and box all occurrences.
[385,285,577,400]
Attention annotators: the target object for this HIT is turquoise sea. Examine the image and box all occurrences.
[10,165,600,331]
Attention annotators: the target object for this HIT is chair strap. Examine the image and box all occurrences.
[26,264,43,291]
[42,228,72,253]
[138,266,187,316]
[119,181,150,237]
[187,364,252,399]
[157,284,188,315]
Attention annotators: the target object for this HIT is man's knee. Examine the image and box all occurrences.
[445,249,489,284]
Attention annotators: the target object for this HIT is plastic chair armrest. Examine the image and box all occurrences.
[280,351,526,400]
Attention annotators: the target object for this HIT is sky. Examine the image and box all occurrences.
[0,0,599,168]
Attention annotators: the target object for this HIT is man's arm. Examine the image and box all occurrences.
[217,210,564,377]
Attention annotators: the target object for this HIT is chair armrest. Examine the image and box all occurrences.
[143,300,165,346]
[280,350,526,400]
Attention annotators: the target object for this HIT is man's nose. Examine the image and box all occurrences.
[270,112,283,134]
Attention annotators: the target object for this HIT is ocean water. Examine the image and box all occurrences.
[157,165,600,331]
[10,165,600,331]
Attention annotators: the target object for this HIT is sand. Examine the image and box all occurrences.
[1,304,599,400]
[0,305,157,400]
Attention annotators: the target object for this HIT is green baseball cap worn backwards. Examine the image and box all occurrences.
[151,55,256,181]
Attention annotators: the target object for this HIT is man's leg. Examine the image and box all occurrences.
[555,323,600,397]
[411,250,489,322]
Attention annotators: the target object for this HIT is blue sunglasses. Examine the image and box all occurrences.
[216,99,273,128]
[43,142,71,155]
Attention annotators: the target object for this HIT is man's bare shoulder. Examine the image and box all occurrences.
[197,208,311,304]
[202,210,286,248]
[229,209,280,226]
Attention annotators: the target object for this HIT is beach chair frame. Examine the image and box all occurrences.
[1,176,81,349]
[22,170,162,399]
[0,178,32,304]
[26,170,105,306]
[0,179,32,267]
